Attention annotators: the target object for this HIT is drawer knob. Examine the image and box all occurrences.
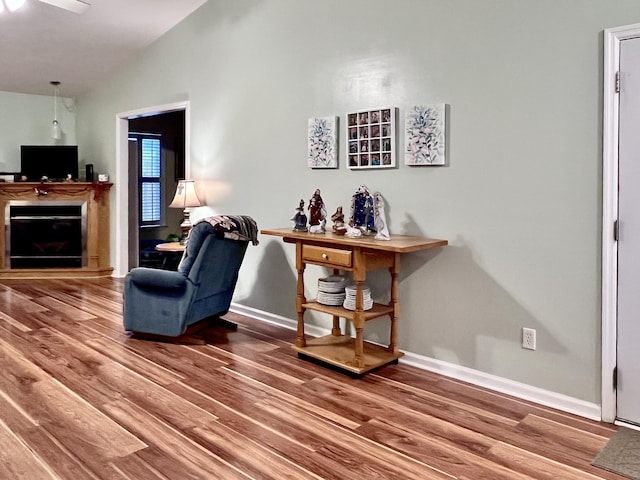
[322,253,328,259]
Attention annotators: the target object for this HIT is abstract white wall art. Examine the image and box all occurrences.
[308,116,338,168]
[404,104,446,166]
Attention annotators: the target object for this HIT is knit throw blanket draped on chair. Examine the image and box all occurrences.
[193,215,259,245]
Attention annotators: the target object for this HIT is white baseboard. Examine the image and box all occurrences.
[230,303,325,338]
[400,351,601,421]
[230,303,602,422]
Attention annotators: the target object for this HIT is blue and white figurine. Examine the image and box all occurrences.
[349,184,376,234]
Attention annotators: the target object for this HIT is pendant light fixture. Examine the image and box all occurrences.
[50,81,61,140]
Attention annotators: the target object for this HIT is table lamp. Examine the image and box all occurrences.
[169,179,204,244]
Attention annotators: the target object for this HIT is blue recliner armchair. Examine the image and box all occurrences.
[123,216,258,340]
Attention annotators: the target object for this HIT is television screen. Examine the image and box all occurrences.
[20,145,79,181]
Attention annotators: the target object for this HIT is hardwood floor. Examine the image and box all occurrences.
[0,278,625,479]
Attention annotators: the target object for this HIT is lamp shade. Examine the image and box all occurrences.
[169,180,203,209]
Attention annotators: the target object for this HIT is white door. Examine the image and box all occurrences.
[617,36,640,426]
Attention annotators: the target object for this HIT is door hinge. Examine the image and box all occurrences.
[614,220,620,241]
[615,71,620,93]
[613,366,618,389]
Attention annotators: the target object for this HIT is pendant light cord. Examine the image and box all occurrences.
[51,81,60,122]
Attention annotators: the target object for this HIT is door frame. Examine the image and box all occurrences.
[114,101,190,278]
[602,23,640,423]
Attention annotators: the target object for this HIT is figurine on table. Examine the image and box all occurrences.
[291,199,308,231]
[331,206,347,235]
[374,192,390,240]
[349,184,376,234]
[308,188,327,233]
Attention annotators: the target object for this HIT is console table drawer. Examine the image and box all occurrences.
[302,245,352,267]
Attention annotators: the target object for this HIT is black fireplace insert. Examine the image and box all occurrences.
[6,201,87,269]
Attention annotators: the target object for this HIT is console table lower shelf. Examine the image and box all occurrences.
[293,334,403,375]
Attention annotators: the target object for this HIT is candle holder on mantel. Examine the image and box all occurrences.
[169,180,204,245]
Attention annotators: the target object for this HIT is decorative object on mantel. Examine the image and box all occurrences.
[308,116,338,169]
[349,184,376,235]
[291,199,308,231]
[169,180,204,245]
[374,192,390,240]
[0,173,17,183]
[404,104,446,166]
[331,206,347,235]
[347,107,397,169]
[308,188,327,234]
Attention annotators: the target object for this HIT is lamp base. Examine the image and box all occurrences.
[179,209,193,245]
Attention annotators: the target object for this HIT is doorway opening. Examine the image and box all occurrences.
[129,111,185,269]
[115,101,190,277]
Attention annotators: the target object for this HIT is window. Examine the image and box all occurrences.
[129,134,162,226]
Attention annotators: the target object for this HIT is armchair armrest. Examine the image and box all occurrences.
[127,267,187,290]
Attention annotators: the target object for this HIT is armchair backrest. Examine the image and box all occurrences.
[178,221,249,305]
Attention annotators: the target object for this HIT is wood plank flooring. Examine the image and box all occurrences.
[0,278,626,479]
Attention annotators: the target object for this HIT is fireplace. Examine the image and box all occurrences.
[5,201,87,269]
[0,182,111,278]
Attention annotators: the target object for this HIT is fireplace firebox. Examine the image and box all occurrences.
[5,201,87,269]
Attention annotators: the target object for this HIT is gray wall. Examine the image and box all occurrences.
[76,0,640,405]
[0,90,77,174]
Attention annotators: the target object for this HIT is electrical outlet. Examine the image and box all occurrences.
[522,327,536,350]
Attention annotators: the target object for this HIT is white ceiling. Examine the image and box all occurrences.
[0,0,208,97]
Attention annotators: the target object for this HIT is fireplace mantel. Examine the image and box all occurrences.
[0,182,112,278]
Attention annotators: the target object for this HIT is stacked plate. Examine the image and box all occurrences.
[317,275,348,306]
[343,284,374,311]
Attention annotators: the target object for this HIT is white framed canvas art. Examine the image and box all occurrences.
[404,104,446,166]
[308,116,338,168]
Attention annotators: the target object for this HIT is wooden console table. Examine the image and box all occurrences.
[0,182,112,279]
[261,228,447,374]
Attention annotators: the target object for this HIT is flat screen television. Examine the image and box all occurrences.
[20,145,79,181]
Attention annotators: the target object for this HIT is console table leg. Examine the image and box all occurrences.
[389,254,400,355]
[296,311,306,348]
[331,315,341,336]
[354,327,364,368]
[353,253,366,368]
[295,242,306,348]
[331,267,342,336]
